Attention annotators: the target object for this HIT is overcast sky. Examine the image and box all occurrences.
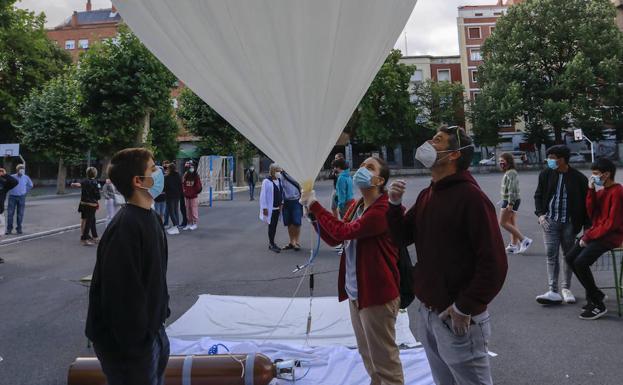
[16,0,495,56]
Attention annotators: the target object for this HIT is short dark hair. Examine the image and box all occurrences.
[335,153,345,159]
[591,158,616,180]
[438,125,473,171]
[546,145,570,164]
[167,163,177,174]
[86,167,98,179]
[109,148,154,199]
[332,158,347,170]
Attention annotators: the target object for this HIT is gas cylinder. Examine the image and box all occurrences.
[67,353,277,385]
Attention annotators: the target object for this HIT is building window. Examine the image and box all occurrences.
[411,70,424,83]
[475,13,483,16]
[79,39,89,49]
[471,70,478,83]
[494,12,503,16]
[65,40,75,50]
[472,91,481,100]
[437,69,451,82]
[470,49,483,61]
[468,27,481,39]
[490,26,496,34]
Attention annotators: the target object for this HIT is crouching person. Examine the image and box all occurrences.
[86,148,170,385]
[300,156,403,385]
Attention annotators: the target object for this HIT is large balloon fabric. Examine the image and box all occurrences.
[113,0,418,187]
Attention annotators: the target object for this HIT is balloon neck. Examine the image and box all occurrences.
[302,179,314,192]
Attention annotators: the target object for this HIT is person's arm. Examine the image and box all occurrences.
[99,226,151,351]
[26,176,34,192]
[4,175,18,191]
[582,189,623,243]
[533,171,547,216]
[308,200,387,242]
[585,188,598,221]
[259,179,270,211]
[386,203,416,247]
[454,193,508,315]
[507,172,519,204]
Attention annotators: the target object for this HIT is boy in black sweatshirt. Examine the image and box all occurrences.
[86,148,170,385]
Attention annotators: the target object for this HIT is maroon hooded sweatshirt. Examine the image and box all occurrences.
[386,170,507,316]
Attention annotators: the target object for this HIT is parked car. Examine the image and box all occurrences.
[479,155,496,166]
[569,152,586,163]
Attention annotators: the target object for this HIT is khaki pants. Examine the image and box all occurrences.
[349,296,404,385]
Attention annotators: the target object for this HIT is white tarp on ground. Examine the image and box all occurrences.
[112,0,418,185]
[167,295,419,348]
[169,337,434,385]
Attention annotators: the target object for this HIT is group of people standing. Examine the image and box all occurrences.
[73,160,204,245]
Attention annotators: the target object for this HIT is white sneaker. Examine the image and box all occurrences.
[536,291,563,305]
[183,225,192,231]
[561,288,576,304]
[166,227,180,235]
[190,224,197,231]
[505,243,519,254]
[517,237,533,254]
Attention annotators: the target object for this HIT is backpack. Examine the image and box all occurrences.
[397,246,415,309]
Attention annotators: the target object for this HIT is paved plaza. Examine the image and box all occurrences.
[0,170,622,385]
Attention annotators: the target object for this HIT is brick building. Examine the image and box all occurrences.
[46,1,120,63]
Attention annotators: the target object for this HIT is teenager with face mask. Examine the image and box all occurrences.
[86,148,170,385]
[534,145,589,305]
[565,158,623,320]
[300,156,404,385]
[260,163,284,253]
[183,161,202,231]
[386,126,507,385]
[498,153,532,254]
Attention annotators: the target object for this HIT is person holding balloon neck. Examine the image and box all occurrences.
[300,156,404,385]
[386,126,507,385]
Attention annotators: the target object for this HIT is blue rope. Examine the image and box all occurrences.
[208,343,230,355]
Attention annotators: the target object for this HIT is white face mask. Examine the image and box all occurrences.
[275,172,282,179]
[415,141,472,169]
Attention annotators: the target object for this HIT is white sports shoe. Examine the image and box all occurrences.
[166,227,180,235]
[505,243,519,254]
[561,288,576,304]
[190,224,198,230]
[506,243,519,254]
[536,291,563,305]
[183,225,192,231]
[517,238,533,254]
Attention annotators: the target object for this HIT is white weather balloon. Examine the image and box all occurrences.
[113,0,418,187]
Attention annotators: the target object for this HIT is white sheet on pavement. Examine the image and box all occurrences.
[166,294,419,348]
[169,337,434,385]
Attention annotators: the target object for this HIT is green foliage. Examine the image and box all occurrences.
[176,87,256,160]
[356,50,420,146]
[469,82,522,147]
[18,70,95,164]
[149,106,180,161]
[77,26,176,157]
[479,0,623,143]
[0,1,72,142]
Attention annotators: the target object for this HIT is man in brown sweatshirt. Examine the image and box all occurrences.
[387,126,507,385]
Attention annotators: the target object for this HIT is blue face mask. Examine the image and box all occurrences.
[141,167,164,199]
[593,175,604,187]
[353,167,375,189]
[547,159,558,170]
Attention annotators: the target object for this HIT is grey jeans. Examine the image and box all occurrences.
[541,218,576,292]
[416,305,492,385]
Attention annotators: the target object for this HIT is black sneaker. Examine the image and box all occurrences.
[579,303,607,320]
[269,244,281,253]
[582,301,593,311]
[0,257,4,264]
[282,244,295,251]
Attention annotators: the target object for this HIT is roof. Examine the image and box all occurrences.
[57,8,121,28]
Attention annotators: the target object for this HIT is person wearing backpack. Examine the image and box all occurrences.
[299,156,404,385]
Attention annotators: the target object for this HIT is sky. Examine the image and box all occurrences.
[16,0,496,56]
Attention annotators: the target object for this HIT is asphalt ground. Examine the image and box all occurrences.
[0,170,622,385]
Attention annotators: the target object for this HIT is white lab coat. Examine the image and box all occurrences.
[259,177,282,224]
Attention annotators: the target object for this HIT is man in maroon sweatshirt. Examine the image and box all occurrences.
[387,126,507,385]
[565,158,623,320]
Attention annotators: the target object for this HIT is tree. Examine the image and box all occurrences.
[77,26,176,171]
[469,82,522,149]
[0,1,72,143]
[18,70,96,194]
[355,49,420,146]
[149,106,180,162]
[479,0,623,144]
[177,87,256,162]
